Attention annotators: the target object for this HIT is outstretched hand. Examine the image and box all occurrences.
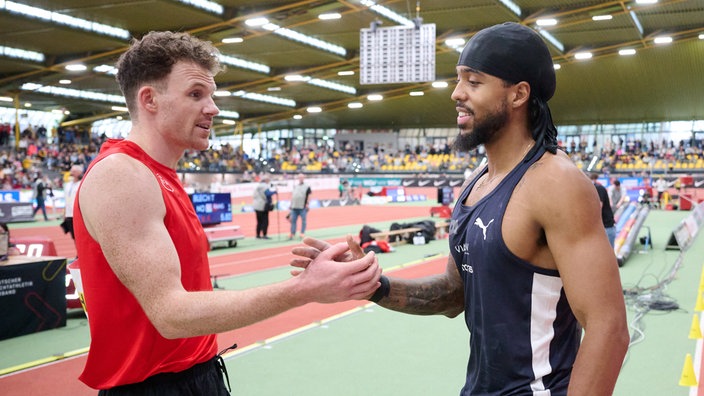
[290,235,364,276]
[293,240,380,303]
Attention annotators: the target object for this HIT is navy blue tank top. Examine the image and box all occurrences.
[449,146,581,396]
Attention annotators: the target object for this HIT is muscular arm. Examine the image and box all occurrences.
[378,257,464,318]
[292,237,464,318]
[533,160,628,395]
[79,155,380,339]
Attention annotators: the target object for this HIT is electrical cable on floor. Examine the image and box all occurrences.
[621,250,685,369]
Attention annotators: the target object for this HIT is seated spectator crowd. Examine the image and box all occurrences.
[2,122,703,192]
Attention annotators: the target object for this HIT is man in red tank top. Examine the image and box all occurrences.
[73,31,381,395]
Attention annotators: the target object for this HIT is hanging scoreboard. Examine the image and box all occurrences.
[360,23,436,85]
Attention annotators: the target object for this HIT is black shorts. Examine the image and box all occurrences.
[98,356,230,396]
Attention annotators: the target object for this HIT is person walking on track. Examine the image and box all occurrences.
[289,173,312,240]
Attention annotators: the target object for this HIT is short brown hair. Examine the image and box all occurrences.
[115,31,223,113]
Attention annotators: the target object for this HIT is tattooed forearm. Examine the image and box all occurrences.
[377,274,464,318]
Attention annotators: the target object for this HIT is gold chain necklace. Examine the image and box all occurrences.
[476,142,535,191]
[476,173,500,191]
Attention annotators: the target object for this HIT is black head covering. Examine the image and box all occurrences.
[457,22,560,156]
[458,22,556,102]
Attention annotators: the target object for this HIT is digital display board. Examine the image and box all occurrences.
[437,186,455,205]
[360,23,436,85]
[190,193,232,226]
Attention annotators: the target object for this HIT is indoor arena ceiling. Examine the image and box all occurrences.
[0,0,702,136]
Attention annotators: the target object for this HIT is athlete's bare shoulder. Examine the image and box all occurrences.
[515,149,591,203]
[527,149,582,179]
[520,149,596,211]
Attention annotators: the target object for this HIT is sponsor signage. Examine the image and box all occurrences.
[348,177,465,188]
[400,178,464,188]
[0,202,35,223]
[0,257,68,340]
[348,178,403,187]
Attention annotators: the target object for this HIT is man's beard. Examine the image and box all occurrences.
[451,100,509,153]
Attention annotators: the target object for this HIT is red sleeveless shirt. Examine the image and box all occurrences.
[74,139,216,389]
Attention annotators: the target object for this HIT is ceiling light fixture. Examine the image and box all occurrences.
[628,11,644,35]
[444,38,465,48]
[360,0,414,27]
[0,97,13,102]
[338,71,355,76]
[0,1,131,40]
[0,45,44,62]
[431,81,448,88]
[284,75,310,82]
[367,94,383,101]
[293,115,303,119]
[653,36,672,44]
[536,18,557,26]
[348,102,363,109]
[175,0,223,14]
[21,83,125,103]
[218,110,240,119]
[213,91,231,97]
[307,106,322,113]
[497,0,521,16]
[247,17,346,56]
[219,54,270,74]
[319,13,341,20]
[308,78,356,95]
[59,79,71,85]
[94,65,117,75]
[267,25,346,56]
[65,64,87,72]
[231,90,296,107]
[245,17,269,27]
[111,106,128,112]
[574,51,593,60]
[284,74,355,94]
[409,91,424,96]
[635,0,658,4]
[222,37,243,44]
[222,119,236,125]
[537,29,564,52]
[618,48,636,56]
[1,1,129,39]
[262,23,279,31]
[592,15,613,21]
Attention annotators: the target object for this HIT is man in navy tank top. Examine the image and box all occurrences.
[295,22,628,396]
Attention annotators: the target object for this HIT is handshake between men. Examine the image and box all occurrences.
[290,235,381,303]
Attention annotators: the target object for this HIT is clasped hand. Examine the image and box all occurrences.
[290,236,381,302]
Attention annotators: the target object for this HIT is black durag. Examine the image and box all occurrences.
[457,22,559,158]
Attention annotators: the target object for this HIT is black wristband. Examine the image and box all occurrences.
[369,275,390,303]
